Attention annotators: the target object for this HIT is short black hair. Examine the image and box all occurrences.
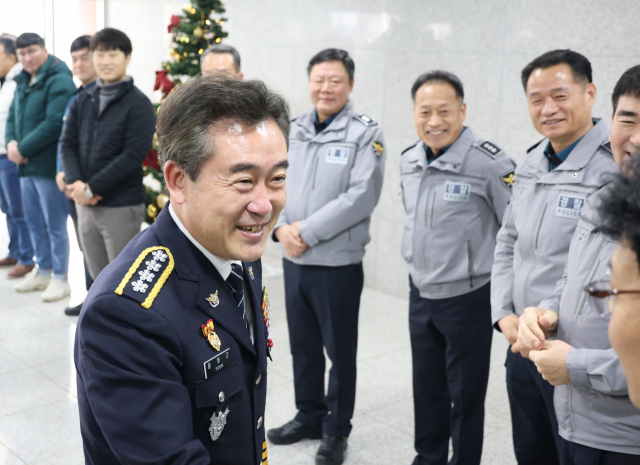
[599,155,640,271]
[0,36,16,57]
[157,74,290,181]
[201,44,241,72]
[612,65,640,114]
[15,33,45,49]
[70,35,92,54]
[411,70,464,102]
[521,49,592,91]
[90,28,132,56]
[307,48,354,82]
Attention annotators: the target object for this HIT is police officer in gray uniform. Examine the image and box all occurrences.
[401,71,515,465]
[517,66,640,465]
[266,49,385,465]
[491,50,618,465]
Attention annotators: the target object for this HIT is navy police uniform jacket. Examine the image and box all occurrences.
[74,206,270,465]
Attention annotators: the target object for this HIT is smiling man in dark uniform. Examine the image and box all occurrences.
[74,74,290,464]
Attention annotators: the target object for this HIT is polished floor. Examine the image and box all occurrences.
[0,214,516,464]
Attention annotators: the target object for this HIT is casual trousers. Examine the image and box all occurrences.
[559,436,640,465]
[0,157,34,264]
[67,199,93,291]
[506,347,560,465]
[76,204,144,280]
[409,280,493,465]
[20,176,69,278]
[283,259,364,437]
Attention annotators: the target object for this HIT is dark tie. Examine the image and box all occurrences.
[226,263,248,332]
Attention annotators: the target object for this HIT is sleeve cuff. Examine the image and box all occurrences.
[298,221,319,247]
[566,348,593,391]
[492,309,515,327]
[7,140,17,149]
[271,227,281,243]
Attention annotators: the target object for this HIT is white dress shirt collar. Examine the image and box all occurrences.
[169,204,242,280]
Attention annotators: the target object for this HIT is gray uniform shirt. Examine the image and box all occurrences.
[491,118,618,325]
[275,100,386,266]
[538,185,640,454]
[401,128,516,299]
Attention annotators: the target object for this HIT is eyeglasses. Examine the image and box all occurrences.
[584,279,640,317]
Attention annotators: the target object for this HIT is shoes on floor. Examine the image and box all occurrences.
[41,279,71,302]
[316,434,348,465]
[0,256,17,267]
[267,419,323,445]
[64,301,84,316]
[7,263,35,279]
[14,267,50,292]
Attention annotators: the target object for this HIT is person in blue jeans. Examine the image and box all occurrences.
[5,33,75,302]
[0,36,34,279]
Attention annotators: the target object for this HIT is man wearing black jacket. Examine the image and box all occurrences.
[60,28,155,284]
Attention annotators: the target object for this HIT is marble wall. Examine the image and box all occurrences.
[101,0,640,298]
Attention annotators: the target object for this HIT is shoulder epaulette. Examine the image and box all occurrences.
[115,246,174,309]
[353,114,377,127]
[527,139,545,154]
[476,140,503,159]
[402,141,421,156]
[601,141,612,153]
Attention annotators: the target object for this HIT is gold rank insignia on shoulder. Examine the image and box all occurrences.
[206,291,220,308]
[202,319,221,351]
[114,246,174,308]
[372,141,384,160]
[248,266,254,280]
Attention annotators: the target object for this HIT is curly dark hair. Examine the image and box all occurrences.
[598,154,640,268]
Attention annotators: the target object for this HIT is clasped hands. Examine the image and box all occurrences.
[275,221,308,258]
[7,144,27,165]
[500,307,573,386]
[64,180,102,206]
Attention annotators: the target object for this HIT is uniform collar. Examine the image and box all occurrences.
[292,100,354,141]
[526,118,609,175]
[313,110,339,134]
[427,126,475,173]
[168,203,241,281]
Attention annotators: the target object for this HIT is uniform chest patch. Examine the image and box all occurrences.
[443,181,471,202]
[326,147,350,165]
[555,193,586,219]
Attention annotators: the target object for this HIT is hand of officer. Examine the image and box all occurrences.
[518,307,559,350]
[498,314,520,346]
[7,144,27,165]
[529,340,572,386]
[275,222,308,258]
[56,171,68,194]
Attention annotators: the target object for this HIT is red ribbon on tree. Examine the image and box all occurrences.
[154,70,175,95]
[167,14,181,33]
[143,148,160,170]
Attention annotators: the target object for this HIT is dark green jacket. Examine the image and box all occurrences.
[5,55,75,179]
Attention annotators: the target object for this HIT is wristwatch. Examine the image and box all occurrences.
[83,184,94,200]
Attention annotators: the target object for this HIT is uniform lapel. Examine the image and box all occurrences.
[153,206,257,357]
[242,261,268,375]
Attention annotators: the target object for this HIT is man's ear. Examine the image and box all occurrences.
[163,160,187,205]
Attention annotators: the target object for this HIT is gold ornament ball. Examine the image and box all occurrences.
[147,204,158,219]
[193,26,204,38]
[156,194,169,209]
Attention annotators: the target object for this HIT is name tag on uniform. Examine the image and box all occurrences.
[443,182,471,202]
[204,348,231,379]
[326,147,349,165]
[555,193,586,219]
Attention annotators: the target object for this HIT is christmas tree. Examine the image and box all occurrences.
[143,0,228,224]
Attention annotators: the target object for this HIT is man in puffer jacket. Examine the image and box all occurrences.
[6,32,75,301]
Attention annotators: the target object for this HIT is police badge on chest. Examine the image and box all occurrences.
[209,407,229,442]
